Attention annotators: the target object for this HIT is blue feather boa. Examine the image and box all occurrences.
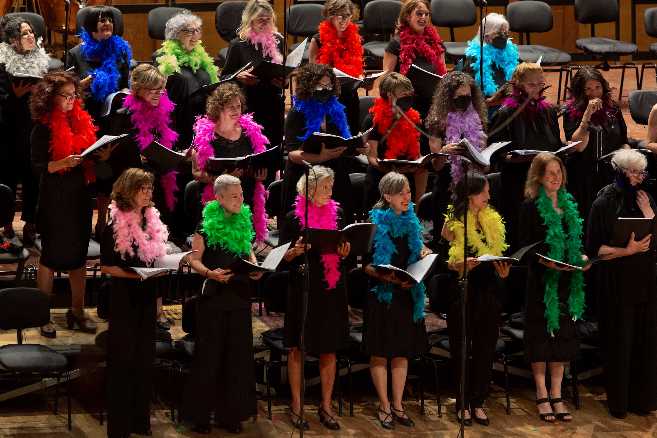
[79,30,132,102]
[370,203,426,322]
[465,39,518,97]
[292,95,351,141]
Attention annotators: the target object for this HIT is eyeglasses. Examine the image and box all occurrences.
[139,185,154,193]
[332,13,352,21]
[57,93,78,101]
[143,87,165,95]
[314,86,333,91]
[414,10,430,18]
[525,80,547,88]
[180,27,202,36]
[625,169,648,178]
[254,16,273,24]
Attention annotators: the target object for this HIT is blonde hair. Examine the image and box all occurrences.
[524,152,567,199]
[130,63,165,96]
[378,72,413,100]
[296,165,335,197]
[237,0,278,40]
[511,62,544,85]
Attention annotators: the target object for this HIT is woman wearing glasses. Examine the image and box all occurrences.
[30,71,98,338]
[308,0,364,134]
[223,0,285,148]
[156,11,219,146]
[586,149,657,419]
[563,66,628,218]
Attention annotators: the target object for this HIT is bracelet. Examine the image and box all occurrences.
[204,268,209,278]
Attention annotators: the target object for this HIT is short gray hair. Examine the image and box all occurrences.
[213,174,241,195]
[373,172,409,209]
[476,12,509,39]
[611,149,647,172]
[165,11,201,41]
[296,165,334,197]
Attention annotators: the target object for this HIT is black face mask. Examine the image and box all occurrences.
[491,36,508,50]
[453,95,471,111]
[395,96,414,112]
[313,88,333,102]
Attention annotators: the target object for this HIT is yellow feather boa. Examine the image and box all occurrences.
[446,205,508,264]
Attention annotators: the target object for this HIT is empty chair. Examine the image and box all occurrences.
[147,6,190,40]
[76,6,124,36]
[430,0,477,63]
[640,7,657,88]
[628,90,657,125]
[215,1,247,67]
[361,0,401,69]
[286,3,324,62]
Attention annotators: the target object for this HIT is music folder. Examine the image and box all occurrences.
[372,253,439,284]
[306,223,377,255]
[204,144,281,174]
[536,253,599,271]
[610,217,655,247]
[190,62,254,103]
[302,129,371,156]
[228,242,291,274]
[377,152,447,171]
[476,240,543,263]
[457,139,511,167]
[129,251,193,280]
[405,64,443,99]
[80,134,130,159]
[251,38,308,81]
[333,68,385,91]
[142,141,187,173]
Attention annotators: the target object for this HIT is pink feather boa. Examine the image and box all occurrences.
[294,194,341,290]
[246,30,283,65]
[193,114,269,242]
[123,92,180,211]
[109,201,169,265]
[502,86,552,117]
[445,104,487,182]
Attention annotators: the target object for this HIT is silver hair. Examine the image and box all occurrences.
[165,11,202,41]
[475,12,509,39]
[373,172,409,209]
[213,174,242,195]
[296,165,335,197]
[611,149,647,172]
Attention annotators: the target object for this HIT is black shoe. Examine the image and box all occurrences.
[192,424,211,434]
[40,321,57,338]
[318,406,340,430]
[610,410,627,419]
[376,407,394,430]
[156,318,171,331]
[536,398,556,423]
[473,407,490,426]
[66,309,97,333]
[289,408,309,430]
[391,406,414,427]
[456,409,473,426]
[224,422,242,434]
[550,397,572,422]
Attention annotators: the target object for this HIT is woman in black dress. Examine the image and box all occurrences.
[30,71,97,337]
[280,165,351,431]
[100,168,171,438]
[155,11,219,147]
[363,172,432,429]
[586,149,657,418]
[223,0,285,147]
[0,16,50,245]
[518,152,588,423]
[563,66,628,219]
[308,0,363,134]
[443,171,511,426]
[182,174,261,434]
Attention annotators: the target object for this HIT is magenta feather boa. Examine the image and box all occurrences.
[246,30,283,65]
[502,86,552,115]
[445,104,487,182]
[193,114,269,242]
[109,201,169,265]
[294,194,341,290]
[123,92,179,211]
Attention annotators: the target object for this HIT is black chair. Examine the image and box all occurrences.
[0,288,71,430]
[76,6,125,36]
[417,191,433,222]
[506,1,571,103]
[640,7,657,89]
[628,90,657,125]
[4,12,46,40]
[0,185,31,281]
[286,3,324,63]
[215,1,247,67]
[430,0,477,64]
[147,6,190,40]
[362,0,401,69]
[573,0,638,101]
[358,95,376,129]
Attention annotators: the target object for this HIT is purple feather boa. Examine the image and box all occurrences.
[193,114,269,242]
[123,92,179,211]
[445,104,486,182]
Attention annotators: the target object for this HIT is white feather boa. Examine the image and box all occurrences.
[0,41,49,77]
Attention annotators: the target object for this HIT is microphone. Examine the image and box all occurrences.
[300,160,313,169]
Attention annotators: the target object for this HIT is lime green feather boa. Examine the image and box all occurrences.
[201,200,253,257]
[156,39,219,84]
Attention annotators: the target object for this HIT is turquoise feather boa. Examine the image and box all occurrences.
[465,40,518,97]
[370,203,426,322]
[292,95,351,141]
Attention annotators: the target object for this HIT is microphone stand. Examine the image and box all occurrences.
[63,0,71,68]
[478,0,487,95]
[457,161,470,438]
[298,164,311,438]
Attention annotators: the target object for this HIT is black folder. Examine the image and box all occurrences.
[142,141,187,173]
[204,144,281,174]
[306,223,377,255]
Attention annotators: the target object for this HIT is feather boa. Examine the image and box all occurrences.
[79,30,132,102]
[193,114,269,242]
[398,25,446,76]
[292,95,351,141]
[445,205,508,265]
[44,99,97,183]
[502,86,552,119]
[294,194,341,289]
[0,41,49,77]
[564,96,617,127]
[123,92,180,211]
[246,30,283,65]
[445,104,487,182]
[156,39,219,84]
[316,21,363,77]
[535,187,585,335]
[201,200,253,257]
[108,201,168,265]
[370,203,426,322]
[370,97,420,159]
[465,40,518,97]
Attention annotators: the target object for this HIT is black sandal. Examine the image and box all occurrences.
[40,321,56,338]
[318,406,340,430]
[550,398,572,422]
[473,407,490,426]
[289,408,309,431]
[391,406,414,427]
[377,407,394,430]
[456,409,473,426]
[536,398,556,423]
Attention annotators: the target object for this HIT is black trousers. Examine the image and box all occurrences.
[182,297,256,426]
[107,280,156,438]
[448,286,500,411]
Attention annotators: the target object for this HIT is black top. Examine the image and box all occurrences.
[222,36,284,99]
[165,66,212,147]
[488,103,562,152]
[100,219,150,269]
[210,133,256,207]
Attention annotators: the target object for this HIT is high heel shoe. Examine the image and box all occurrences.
[456,409,473,426]
[40,321,56,338]
[550,398,572,422]
[376,407,394,430]
[391,406,415,427]
[318,406,340,430]
[473,407,490,426]
[536,398,556,423]
[289,408,309,430]
[66,310,97,333]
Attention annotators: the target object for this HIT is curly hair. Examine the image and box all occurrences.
[294,63,339,101]
[397,0,430,31]
[111,168,155,212]
[425,70,487,136]
[524,152,567,199]
[566,66,613,109]
[165,11,201,41]
[206,81,246,121]
[1,16,32,45]
[29,71,79,121]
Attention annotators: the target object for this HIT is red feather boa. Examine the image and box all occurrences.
[370,97,421,159]
[316,21,364,77]
[398,25,446,76]
[44,99,97,183]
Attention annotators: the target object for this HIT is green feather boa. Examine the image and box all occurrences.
[156,39,219,84]
[201,200,254,257]
[535,187,586,335]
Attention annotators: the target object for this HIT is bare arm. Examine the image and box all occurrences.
[308,38,319,64]
[382,52,397,73]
